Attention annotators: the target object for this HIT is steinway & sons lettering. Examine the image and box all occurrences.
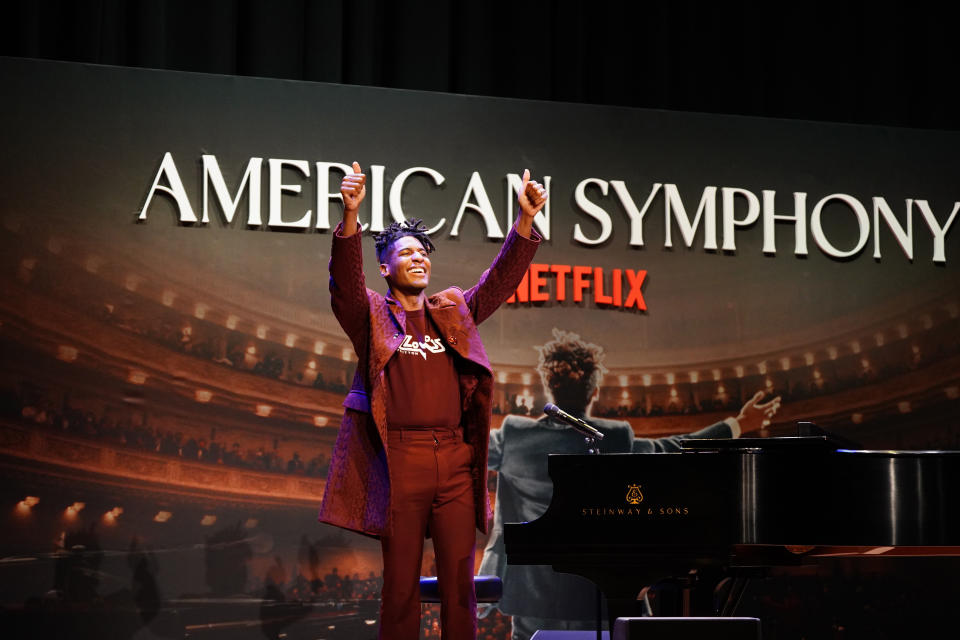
[581,506,690,517]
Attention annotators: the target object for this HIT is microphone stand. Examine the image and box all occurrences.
[586,427,601,639]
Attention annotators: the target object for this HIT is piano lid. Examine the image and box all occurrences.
[681,420,863,452]
[681,435,841,452]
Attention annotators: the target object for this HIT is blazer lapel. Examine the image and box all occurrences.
[426,292,492,374]
[369,294,406,379]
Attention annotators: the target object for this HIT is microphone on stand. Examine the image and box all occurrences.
[543,403,604,441]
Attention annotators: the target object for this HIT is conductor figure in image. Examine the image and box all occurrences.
[479,328,782,640]
[319,161,546,640]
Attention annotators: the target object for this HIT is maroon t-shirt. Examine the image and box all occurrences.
[384,308,462,429]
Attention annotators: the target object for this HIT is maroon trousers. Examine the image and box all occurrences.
[379,428,477,640]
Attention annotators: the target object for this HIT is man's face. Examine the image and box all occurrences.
[379,235,431,293]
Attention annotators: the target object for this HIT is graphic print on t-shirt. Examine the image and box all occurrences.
[398,333,446,360]
[384,307,462,429]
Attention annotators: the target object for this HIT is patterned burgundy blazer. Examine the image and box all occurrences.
[318,222,540,537]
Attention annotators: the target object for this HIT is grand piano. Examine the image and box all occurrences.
[503,423,960,631]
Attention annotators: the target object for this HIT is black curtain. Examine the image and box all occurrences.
[2,0,958,131]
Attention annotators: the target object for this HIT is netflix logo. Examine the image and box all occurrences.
[506,263,647,310]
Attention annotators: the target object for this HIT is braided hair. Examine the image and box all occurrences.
[535,328,608,412]
[373,218,436,263]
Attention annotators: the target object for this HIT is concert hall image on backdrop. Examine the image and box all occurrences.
[2,19,960,640]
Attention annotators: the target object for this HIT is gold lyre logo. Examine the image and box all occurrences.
[625,484,644,505]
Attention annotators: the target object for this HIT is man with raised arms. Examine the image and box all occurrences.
[319,161,546,640]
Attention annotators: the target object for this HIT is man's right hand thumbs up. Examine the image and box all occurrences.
[341,161,367,212]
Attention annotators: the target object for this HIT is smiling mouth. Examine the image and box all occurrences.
[409,268,426,274]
